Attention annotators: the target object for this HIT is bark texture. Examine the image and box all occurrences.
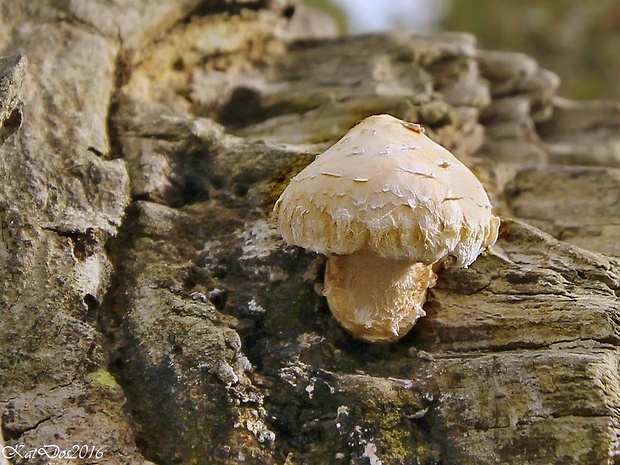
[0,1,619,464]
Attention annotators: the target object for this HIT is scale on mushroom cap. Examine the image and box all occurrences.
[274,114,500,343]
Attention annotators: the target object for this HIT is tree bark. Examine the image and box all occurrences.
[1,1,619,464]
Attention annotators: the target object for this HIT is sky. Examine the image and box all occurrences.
[331,0,447,33]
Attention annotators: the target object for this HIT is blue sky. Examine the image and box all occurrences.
[331,0,447,33]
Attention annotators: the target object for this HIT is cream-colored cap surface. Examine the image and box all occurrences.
[274,114,499,267]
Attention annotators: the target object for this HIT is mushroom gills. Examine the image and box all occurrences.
[323,251,437,343]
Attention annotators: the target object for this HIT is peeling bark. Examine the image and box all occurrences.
[1,1,619,464]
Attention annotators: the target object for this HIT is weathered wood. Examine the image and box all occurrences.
[1,1,619,464]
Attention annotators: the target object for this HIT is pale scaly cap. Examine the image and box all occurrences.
[274,114,500,267]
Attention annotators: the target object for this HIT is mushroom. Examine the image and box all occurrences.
[274,114,500,343]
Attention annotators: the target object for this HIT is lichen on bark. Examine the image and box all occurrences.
[1,1,619,464]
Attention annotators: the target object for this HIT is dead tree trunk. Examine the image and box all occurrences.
[1,1,619,464]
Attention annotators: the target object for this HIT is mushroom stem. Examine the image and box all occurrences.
[323,251,437,343]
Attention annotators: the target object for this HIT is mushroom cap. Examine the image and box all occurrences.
[274,114,500,267]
